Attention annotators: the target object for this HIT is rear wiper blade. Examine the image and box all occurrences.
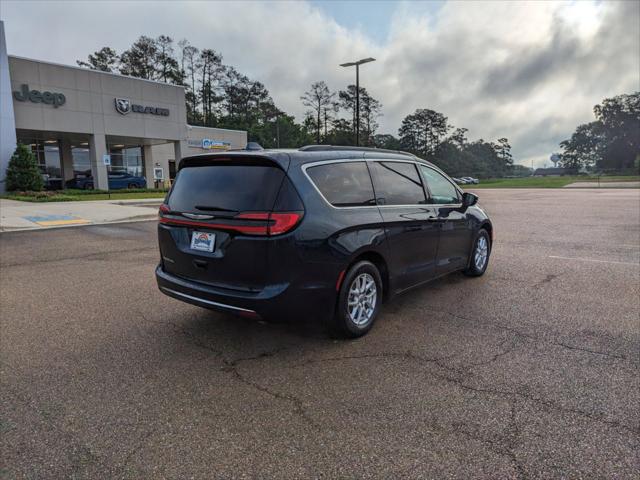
[194,205,238,213]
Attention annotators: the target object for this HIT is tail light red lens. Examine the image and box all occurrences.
[159,210,302,236]
[159,203,170,215]
[235,212,302,236]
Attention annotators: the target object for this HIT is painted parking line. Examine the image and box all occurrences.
[23,215,91,227]
[548,255,639,266]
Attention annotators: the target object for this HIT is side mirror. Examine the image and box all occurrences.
[462,192,478,208]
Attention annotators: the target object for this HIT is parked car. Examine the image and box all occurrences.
[461,176,479,184]
[452,177,467,185]
[156,146,493,337]
[67,171,147,190]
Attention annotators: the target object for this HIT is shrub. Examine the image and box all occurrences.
[5,144,44,192]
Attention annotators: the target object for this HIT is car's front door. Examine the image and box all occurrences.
[369,160,440,291]
[419,165,472,275]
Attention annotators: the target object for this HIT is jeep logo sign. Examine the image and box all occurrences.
[13,84,66,108]
[114,97,169,116]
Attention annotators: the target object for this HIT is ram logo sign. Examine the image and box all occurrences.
[114,98,169,116]
[115,98,131,115]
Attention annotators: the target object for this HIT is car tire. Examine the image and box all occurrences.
[331,260,383,338]
[464,228,491,277]
[85,183,94,190]
[128,183,136,189]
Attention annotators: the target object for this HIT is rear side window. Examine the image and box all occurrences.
[419,166,460,204]
[168,165,284,212]
[306,162,375,207]
[369,161,426,205]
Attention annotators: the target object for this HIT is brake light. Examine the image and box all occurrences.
[235,212,302,236]
[159,203,170,215]
[159,211,302,236]
[270,213,303,235]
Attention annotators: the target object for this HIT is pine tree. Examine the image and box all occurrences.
[5,144,44,192]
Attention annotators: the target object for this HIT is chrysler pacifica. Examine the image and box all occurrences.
[156,146,492,337]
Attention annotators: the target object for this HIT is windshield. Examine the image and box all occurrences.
[167,165,285,213]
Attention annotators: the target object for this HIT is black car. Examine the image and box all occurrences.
[156,146,493,337]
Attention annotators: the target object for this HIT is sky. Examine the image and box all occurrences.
[1,0,638,167]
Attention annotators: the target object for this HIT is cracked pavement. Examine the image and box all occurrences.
[1,188,639,479]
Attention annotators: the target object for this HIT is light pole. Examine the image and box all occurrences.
[340,57,375,146]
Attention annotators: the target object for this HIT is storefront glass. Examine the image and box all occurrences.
[16,137,63,189]
[72,146,91,176]
[108,145,144,177]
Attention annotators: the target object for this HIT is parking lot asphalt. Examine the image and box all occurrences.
[1,188,638,479]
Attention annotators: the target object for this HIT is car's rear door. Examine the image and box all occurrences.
[368,160,439,290]
[418,165,471,274]
[158,155,301,292]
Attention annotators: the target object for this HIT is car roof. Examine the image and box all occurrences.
[179,146,438,171]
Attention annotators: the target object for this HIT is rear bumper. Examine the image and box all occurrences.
[155,265,336,322]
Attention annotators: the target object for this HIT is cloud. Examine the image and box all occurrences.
[1,0,638,167]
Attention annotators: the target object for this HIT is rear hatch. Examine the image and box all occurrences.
[158,155,303,292]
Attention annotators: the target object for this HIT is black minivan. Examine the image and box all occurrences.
[156,146,492,337]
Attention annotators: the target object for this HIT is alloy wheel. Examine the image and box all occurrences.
[347,273,377,326]
[474,235,488,270]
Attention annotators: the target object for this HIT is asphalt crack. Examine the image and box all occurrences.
[223,361,321,430]
[532,273,561,288]
[426,366,639,437]
[424,307,629,361]
[0,246,155,268]
[286,350,466,378]
[136,310,317,430]
[451,397,527,479]
[466,335,525,370]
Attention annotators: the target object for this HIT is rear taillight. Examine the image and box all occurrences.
[235,212,302,236]
[158,210,302,236]
[159,204,170,216]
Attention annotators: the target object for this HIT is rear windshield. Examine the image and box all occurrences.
[167,165,285,212]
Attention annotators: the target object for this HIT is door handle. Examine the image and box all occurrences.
[406,225,422,232]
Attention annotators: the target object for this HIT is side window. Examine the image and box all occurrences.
[369,161,426,205]
[420,166,460,204]
[306,162,375,207]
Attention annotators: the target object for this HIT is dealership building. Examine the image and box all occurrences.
[0,22,246,192]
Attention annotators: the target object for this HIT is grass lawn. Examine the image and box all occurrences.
[2,189,167,202]
[469,175,640,188]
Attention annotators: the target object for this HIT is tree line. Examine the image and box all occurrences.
[558,92,639,172]
[78,35,515,177]
[77,36,311,148]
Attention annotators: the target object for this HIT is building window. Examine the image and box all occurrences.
[15,137,63,189]
[17,139,61,178]
[108,145,144,177]
[72,147,91,176]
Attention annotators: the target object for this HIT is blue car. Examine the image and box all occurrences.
[69,172,147,190]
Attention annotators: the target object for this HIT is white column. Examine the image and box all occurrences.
[174,140,186,163]
[143,144,155,188]
[89,134,109,190]
[60,139,74,181]
[0,21,17,193]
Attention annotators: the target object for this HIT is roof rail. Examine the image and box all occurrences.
[298,145,415,158]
